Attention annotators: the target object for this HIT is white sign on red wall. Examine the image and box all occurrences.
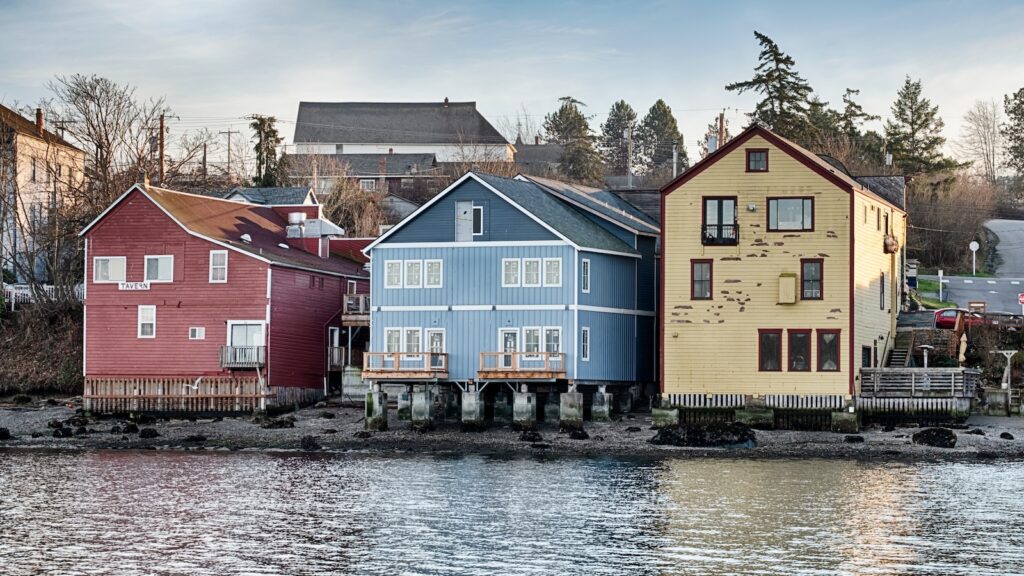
[118,282,151,291]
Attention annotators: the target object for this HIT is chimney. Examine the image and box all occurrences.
[443,97,449,107]
[35,108,44,137]
[534,134,540,146]
[388,147,393,155]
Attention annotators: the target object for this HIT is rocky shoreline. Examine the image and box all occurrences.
[3,397,1024,460]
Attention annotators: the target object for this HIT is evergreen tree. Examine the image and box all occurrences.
[884,76,959,175]
[249,114,283,186]
[636,99,689,173]
[801,95,841,143]
[839,88,879,135]
[543,97,603,184]
[598,100,639,176]
[1003,87,1024,175]
[725,31,813,139]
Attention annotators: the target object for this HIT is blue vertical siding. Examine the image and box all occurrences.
[576,311,636,382]
[636,235,657,311]
[385,179,556,243]
[577,251,637,309]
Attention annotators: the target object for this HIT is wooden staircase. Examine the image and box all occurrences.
[886,331,915,367]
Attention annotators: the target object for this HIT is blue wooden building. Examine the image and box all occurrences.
[361,172,658,415]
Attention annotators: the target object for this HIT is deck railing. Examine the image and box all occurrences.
[343,294,370,315]
[363,352,448,373]
[860,367,980,398]
[328,346,345,370]
[4,283,84,309]
[219,346,266,369]
[479,352,566,374]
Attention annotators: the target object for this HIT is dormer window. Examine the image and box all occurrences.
[472,206,484,235]
[746,149,768,172]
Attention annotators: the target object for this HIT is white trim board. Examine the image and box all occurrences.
[373,240,566,249]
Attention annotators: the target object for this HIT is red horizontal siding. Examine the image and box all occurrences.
[269,267,345,389]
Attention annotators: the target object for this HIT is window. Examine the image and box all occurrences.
[800,259,823,300]
[385,329,401,353]
[768,198,813,231]
[691,259,712,300]
[424,260,443,288]
[543,258,561,287]
[401,178,413,190]
[788,330,811,371]
[758,329,782,371]
[523,259,541,287]
[228,322,264,347]
[702,197,738,245]
[359,179,376,191]
[544,327,561,353]
[403,328,422,355]
[384,261,402,289]
[137,305,156,339]
[93,256,126,283]
[746,149,768,172]
[209,250,228,283]
[581,327,590,361]
[817,330,840,371]
[862,346,874,368]
[144,255,174,283]
[404,260,422,288]
[524,327,541,357]
[880,272,886,310]
[472,206,484,236]
[347,280,358,294]
[189,327,206,340]
[581,259,591,293]
[426,329,445,354]
[502,259,520,287]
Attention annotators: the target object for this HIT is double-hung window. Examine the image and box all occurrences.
[581,327,590,361]
[144,255,174,283]
[543,258,561,287]
[702,197,737,245]
[137,305,156,339]
[691,259,712,300]
[384,261,402,289]
[523,327,541,359]
[93,256,126,283]
[758,329,782,372]
[502,259,521,287]
[746,149,768,172]
[768,198,814,231]
[788,330,811,372]
[384,328,402,353]
[544,328,561,354]
[404,260,423,288]
[581,259,591,293]
[209,250,228,283]
[801,259,823,300]
[403,328,422,358]
[817,330,840,372]
[424,260,443,288]
[522,259,541,287]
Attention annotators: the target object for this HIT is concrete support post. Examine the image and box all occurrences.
[560,391,584,430]
[365,386,388,431]
[513,391,536,430]
[544,393,560,423]
[397,385,412,421]
[444,387,461,421]
[591,385,612,422]
[461,387,485,431]
[410,388,434,430]
[493,390,512,423]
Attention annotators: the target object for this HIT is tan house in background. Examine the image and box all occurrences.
[0,104,85,281]
[659,125,906,414]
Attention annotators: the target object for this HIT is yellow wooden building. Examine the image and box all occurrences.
[660,125,906,413]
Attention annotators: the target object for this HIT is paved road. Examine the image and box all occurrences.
[987,219,1024,276]
[920,274,1024,313]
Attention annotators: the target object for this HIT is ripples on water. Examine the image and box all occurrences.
[1,450,1023,575]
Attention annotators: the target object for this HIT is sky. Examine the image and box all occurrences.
[1,0,1022,164]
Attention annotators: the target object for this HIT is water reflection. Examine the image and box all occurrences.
[1,451,1023,575]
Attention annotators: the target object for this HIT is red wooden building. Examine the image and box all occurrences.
[80,183,370,413]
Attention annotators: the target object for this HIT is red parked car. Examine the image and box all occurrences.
[934,308,1023,330]
[933,308,966,329]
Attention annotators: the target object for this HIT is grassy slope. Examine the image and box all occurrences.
[0,309,83,396]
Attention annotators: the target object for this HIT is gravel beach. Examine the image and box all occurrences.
[3,397,1024,460]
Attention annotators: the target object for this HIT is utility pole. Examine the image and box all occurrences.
[717,111,725,148]
[158,113,165,184]
[219,129,240,181]
[202,143,208,184]
[672,143,678,177]
[623,127,633,188]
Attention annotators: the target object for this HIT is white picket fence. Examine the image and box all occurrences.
[3,283,84,309]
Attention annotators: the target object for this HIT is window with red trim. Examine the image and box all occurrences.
[801,259,823,300]
[788,330,811,371]
[817,330,840,372]
[758,329,782,371]
[746,149,768,172]
[691,259,712,300]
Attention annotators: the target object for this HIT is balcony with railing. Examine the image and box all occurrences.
[342,294,370,326]
[362,352,448,380]
[702,224,738,246]
[478,352,566,380]
[220,346,266,369]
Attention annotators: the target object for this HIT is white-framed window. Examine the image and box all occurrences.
[384,328,402,353]
[384,260,402,289]
[581,327,590,361]
[472,205,484,235]
[523,327,542,359]
[522,258,541,287]
[424,260,443,288]
[581,258,591,293]
[426,329,446,353]
[144,255,174,283]
[544,327,561,354]
[403,327,422,358]
[189,327,206,340]
[209,250,228,283]
[502,258,521,287]
[137,305,156,339]
[227,321,265,347]
[93,256,126,283]
[347,279,358,294]
[359,179,376,191]
[404,260,423,288]
[543,258,562,287]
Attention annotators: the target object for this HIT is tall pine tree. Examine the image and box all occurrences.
[598,100,639,176]
[884,76,958,175]
[636,99,689,173]
[543,97,604,184]
[726,31,813,139]
[250,114,283,186]
[1003,87,1024,175]
[839,88,879,136]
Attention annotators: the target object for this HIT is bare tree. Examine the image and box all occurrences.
[495,105,540,145]
[906,173,997,269]
[321,177,388,237]
[956,99,1004,183]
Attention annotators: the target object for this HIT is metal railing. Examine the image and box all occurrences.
[219,346,266,369]
[860,367,980,398]
[343,294,370,315]
[328,346,345,370]
[702,224,738,245]
[3,283,84,309]
[363,352,448,373]
[479,351,566,374]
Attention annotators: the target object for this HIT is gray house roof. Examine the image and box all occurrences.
[514,141,564,168]
[225,186,316,205]
[521,175,659,234]
[293,101,508,145]
[339,153,437,176]
[610,189,662,222]
[474,173,637,255]
[856,176,906,210]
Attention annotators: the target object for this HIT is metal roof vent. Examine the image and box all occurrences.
[278,243,290,249]
[288,212,305,225]
[240,233,252,244]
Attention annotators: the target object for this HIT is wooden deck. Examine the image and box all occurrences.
[84,376,270,413]
[477,352,566,380]
[860,367,980,398]
[341,294,370,327]
[362,352,448,380]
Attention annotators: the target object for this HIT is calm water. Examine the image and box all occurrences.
[2,450,1024,575]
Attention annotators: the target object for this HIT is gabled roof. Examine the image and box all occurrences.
[520,174,660,235]
[226,186,317,205]
[81,184,367,278]
[0,103,82,152]
[662,124,906,214]
[329,238,373,265]
[293,101,509,145]
[514,142,564,166]
[610,189,662,222]
[855,176,906,210]
[364,171,638,256]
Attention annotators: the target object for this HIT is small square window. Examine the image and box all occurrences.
[359,179,376,191]
[401,178,413,189]
[189,327,206,340]
[746,149,768,172]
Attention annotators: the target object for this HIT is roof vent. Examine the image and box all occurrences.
[278,242,290,249]
[443,97,449,107]
[240,233,252,244]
